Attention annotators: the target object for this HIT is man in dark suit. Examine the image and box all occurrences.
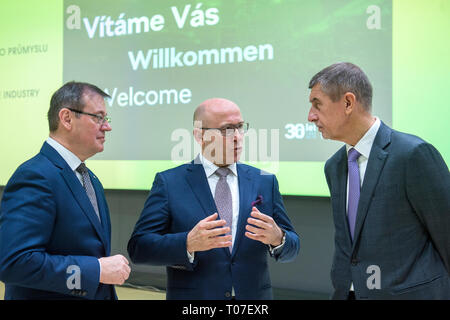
[128,98,300,300]
[307,62,450,299]
[0,81,130,299]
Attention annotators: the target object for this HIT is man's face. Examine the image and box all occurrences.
[308,84,347,141]
[71,93,111,160]
[200,102,244,166]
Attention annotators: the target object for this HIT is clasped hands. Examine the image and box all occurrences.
[186,207,283,253]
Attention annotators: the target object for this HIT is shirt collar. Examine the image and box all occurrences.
[198,153,237,178]
[346,117,381,159]
[46,137,82,172]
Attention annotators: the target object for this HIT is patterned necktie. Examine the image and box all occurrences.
[347,148,361,241]
[214,167,233,251]
[76,163,100,221]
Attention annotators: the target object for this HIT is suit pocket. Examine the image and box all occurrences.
[391,274,443,295]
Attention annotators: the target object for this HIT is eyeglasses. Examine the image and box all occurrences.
[201,122,249,137]
[68,108,111,125]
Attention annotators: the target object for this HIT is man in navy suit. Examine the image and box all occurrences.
[128,98,300,300]
[307,62,450,299]
[0,81,130,299]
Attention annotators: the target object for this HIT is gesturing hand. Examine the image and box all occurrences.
[187,213,232,253]
[245,207,283,246]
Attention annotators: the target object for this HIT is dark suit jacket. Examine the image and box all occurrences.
[128,160,300,300]
[326,121,450,299]
[0,142,116,300]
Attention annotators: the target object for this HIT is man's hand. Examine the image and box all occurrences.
[245,207,283,246]
[98,254,131,285]
[187,213,232,253]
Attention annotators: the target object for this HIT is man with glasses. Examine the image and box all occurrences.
[0,81,130,299]
[128,97,300,300]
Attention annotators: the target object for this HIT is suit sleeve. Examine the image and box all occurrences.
[406,142,450,274]
[270,175,300,262]
[0,168,100,299]
[127,173,195,270]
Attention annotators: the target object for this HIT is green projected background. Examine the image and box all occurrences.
[1,0,449,196]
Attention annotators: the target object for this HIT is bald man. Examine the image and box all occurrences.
[128,98,300,300]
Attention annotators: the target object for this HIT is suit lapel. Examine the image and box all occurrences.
[185,160,218,219]
[334,147,353,246]
[60,167,109,248]
[90,171,111,254]
[40,142,109,250]
[232,164,256,257]
[352,122,391,251]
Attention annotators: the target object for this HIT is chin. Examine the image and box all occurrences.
[95,144,104,153]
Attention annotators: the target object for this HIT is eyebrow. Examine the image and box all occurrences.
[310,97,320,103]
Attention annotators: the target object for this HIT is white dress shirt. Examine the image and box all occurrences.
[187,154,239,262]
[345,117,381,292]
[345,117,381,209]
[46,137,83,185]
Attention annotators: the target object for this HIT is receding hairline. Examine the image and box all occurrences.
[193,98,240,125]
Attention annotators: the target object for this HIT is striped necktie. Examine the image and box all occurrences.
[76,163,100,221]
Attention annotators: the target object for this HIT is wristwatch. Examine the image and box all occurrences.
[269,231,286,255]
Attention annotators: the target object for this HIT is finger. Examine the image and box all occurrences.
[204,212,219,221]
[246,224,265,235]
[245,231,265,241]
[247,217,270,229]
[118,255,129,264]
[210,234,232,245]
[212,234,232,242]
[252,206,260,213]
[207,226,230,237]
[211,240,232,248]
[250,210,272,223]
[203,219,227,230]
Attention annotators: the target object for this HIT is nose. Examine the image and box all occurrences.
[233,128,244,141]
[101,121,112,131]
[308,107,317,122]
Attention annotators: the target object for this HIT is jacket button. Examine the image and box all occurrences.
[351,259,358,266]
[225,291,231,298]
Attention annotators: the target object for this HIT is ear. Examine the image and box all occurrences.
[58,108,73,131]
[343,92,356,115]
[193,127,203,144]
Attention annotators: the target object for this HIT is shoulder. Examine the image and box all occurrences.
[390,129,427,149]
[157,162,192,177]
[2,153,57,199]
[7,153,54,183]
[386,129,442,162]
[150,162,194,187]
[237,162,277,183]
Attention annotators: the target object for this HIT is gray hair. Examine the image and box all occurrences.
[309,62,373,111]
